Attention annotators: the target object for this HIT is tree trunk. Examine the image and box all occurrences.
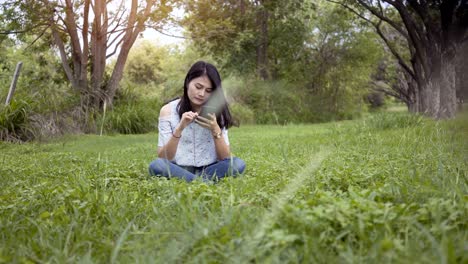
[456,42,468,110]
[106,0,150,108]
[439,53,457,119]
[420,79,440,118]
[239,0,246,30]
[415,48,458,119]
[256,3,269,80]
[106,40,133,107]
[89,0,108,110]
[406,80,418,113]
[346,0,467,119]
[407,101,417,113]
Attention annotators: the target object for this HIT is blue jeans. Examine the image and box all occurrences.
[148,157,246,182]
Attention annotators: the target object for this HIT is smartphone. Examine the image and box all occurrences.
[200,106,217,119]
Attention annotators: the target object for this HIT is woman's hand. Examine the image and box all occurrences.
[177,111,199,132]
[195,113,221,134]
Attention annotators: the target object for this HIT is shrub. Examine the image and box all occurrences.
[100,98,162,134]
[0,100,35,141]
[225,78,314,124]
[224,76,367,124]
[366,91,386,109]
[229,102,255,125]
[159,78,183,103]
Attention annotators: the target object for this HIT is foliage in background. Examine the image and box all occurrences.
[95,77,163,135]
[299,2,382,120]
[224,77,314,124]
[1,0,179,110]
[182,0,313,79]
[228,102,255,125]
[182,0,384,123]
[124,41,168,86]
[0,37,72,114]
[224,74,374,125]
[120,41,214,102]
[0,37,82,141]
[0,0,395,141]
[105,41,202,134]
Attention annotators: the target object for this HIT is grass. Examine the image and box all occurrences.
[0,112,466,263]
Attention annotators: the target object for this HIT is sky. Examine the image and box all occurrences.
[140,26,185,46]
[120,1,186,46]
[107,2,186,58]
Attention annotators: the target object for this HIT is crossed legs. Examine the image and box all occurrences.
[148,157,246,182]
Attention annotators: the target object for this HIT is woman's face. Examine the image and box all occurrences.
[187,75,213,108]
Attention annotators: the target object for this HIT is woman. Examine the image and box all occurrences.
[148,61,246,182]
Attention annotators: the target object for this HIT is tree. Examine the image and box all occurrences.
[182,0,311,80]
[456,41,468,107]
[328,0,468,119]
[124,40,167,85]
[1,0,177,110]
[304,2,383,118]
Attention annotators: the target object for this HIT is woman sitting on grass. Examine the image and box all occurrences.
[148,61,246,182]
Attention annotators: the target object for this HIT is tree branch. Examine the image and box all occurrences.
[79,0,89,87]
[63,0,83,80]
[106,0,158,103]
[372,78,412,103]
[51,20,76,90]
[144,25,187,39]
[374,85,400,98]
[0,23,50,35]
[25,25,50,50]
[383,0,430,77]
[106,38,124,59]
[354,0,409,39]
[107,29,126,49]
[375,20,416,80]
[107,0,127,28]
[326,0,416,80]
[407,0,435,35]
[106,10,127,36]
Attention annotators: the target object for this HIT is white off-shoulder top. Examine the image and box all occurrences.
[157,99,229,167]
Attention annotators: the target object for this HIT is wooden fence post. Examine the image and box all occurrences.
[5,61,23,106]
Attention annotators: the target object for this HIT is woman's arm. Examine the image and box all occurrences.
[157,105,199,160]
[212,130,231,160]
[157,127,183,160]
[195,114,231,160]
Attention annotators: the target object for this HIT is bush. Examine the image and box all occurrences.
[100,98,162,134]
[223,76,370,124]
[159,78,183,103]
[229,103,255,125]
[366,91,386,109]
[225,77,316,124]
[0,100,35,141]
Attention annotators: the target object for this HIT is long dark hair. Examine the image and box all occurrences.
[178,61,233,129]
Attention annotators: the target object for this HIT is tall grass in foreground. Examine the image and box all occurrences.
[0,112,466,263]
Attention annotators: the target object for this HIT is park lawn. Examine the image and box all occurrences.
[0,112,466,263]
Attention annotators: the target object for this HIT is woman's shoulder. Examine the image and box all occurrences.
[163,97,181,105]
[159,98,180,118]
[159,104,172,118]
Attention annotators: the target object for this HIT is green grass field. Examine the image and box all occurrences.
[0,112,467,263]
